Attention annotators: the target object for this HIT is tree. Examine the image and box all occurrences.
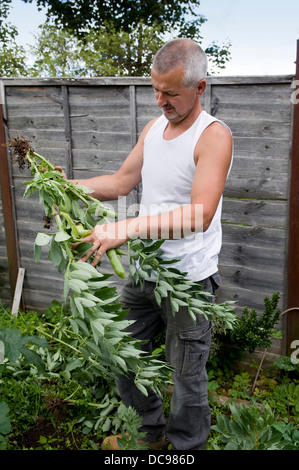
[29,24,82,77]
[22,0,207,39]
[29,21,166,77]
[4,0,231,77]
[79,22,166,76]
[0,0,28,76]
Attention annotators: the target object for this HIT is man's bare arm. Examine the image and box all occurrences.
[70,118,157,201]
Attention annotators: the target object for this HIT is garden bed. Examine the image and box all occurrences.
[1,301,298,451]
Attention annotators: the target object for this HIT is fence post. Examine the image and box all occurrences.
[287,39,299,357]
[0,81,20,304]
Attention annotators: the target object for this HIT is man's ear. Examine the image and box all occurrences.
[197,79,207,98]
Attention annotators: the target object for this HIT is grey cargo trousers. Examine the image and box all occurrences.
[117,274,219,450]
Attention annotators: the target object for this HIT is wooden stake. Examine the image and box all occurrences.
[11,268,25,316]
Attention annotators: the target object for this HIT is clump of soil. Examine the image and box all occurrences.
[8,136,34,170]
[43,394,68,421]
[43,215,53,229]
[17,418,57,449]
[12,395,70,450]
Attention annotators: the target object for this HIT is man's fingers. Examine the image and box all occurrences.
[91,249,105,266]
[55,166,67,179]
[78,240,106,265]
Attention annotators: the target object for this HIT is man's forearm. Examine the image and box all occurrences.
[78,203,204,266]
[126,204,204,241]
[71,174,123,202]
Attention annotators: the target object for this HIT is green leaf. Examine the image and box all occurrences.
[69,269,96,281]
[0,329,24,362]
[74,297,85,317]
[72,261,100,278]
[34,243,42,262]
[65,359,82,372]
[75,319,90,336]
[154,289,161,307]
[159,280,173,291]
[67,278,88,293]
[173,298,188,307]
[102,417,111,433]
[113,355,127,370]
[48,237,63,268]
[142,240,164,253]
[69,318,79,334]
[85,340,102,356]
[75,297,96,308]
[55,231,71,242]
[173,283,192,291]
[135,382,148,396]
[87,280,113,290]
[35,232,52,246]
[0,402,11,436]
[20,346,46,373]
[129,264,136,278]
[170,298,179,313]
[91,318,105,337]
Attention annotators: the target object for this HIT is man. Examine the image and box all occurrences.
[71,38,233,450]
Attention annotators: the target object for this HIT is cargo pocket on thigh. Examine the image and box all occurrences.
[178,322,212,377]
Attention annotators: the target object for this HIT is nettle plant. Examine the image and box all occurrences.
[8,137,237,396]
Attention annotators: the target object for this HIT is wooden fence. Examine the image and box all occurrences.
[0,74,298,355]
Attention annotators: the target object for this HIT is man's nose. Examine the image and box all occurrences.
[156,92,168,107]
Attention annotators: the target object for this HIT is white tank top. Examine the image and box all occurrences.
[139,110,233,282]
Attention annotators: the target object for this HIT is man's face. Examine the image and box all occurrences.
[151,65,203,124]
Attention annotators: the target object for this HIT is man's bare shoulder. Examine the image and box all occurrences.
[143,117,160,134]
[202,120,232,140]
[194,120,232,165]
[135,117,160,146]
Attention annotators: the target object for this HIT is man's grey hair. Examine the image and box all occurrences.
[152,38,208,88]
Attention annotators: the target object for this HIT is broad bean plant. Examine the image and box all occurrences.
[9,137,237,396]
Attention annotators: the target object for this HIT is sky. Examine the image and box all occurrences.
[7,0,299,76]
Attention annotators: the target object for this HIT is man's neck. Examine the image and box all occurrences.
[163,104,204,140]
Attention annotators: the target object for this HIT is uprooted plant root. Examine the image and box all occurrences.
[8,136,34,170]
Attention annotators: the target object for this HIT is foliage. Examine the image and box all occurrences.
[0,327,48,372]
[230,292,281,355]
[22,0,207,39]
[1,0,231,77]
[1,300,299,450]
[128,238,237,330]
[0,0,28,76]
[28,24,82,77]
[8,137,174,401]
[273,355,299,374]
[0,401,11,449]
[77,22,165,77]
[9,135,237,330]
[28,21,165,77]
[27,20,231,77]
[115,405,148,450]
[3,135,238,448]
[204,39,232,75]
[212,401,299,450]
[0,302,156,449]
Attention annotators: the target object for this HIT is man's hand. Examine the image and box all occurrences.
[74,220,130,266]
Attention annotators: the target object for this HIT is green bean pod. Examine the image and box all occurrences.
[106,249,126,278]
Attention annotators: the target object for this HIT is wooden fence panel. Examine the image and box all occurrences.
[0,198,12,304]
[0,77,294,345]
